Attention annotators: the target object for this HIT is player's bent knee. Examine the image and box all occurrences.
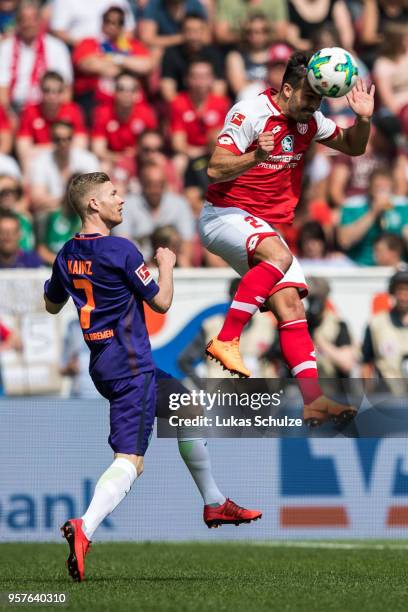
[115,453,144,476]
[254,237,293,272]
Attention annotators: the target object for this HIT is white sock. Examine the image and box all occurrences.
[178,438,226,506]
[81,458,137,540]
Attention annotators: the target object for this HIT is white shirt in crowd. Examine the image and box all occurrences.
[30,148,99,199]
[114,191,196,261]
[0,154,22,180]
[0,33,73,108]
[50,0,136,43]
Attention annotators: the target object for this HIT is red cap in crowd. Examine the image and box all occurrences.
[267,43,293,66]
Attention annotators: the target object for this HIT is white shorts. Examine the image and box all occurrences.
[199,202,308,298]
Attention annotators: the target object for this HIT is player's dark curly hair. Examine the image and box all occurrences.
[280,51,313,90]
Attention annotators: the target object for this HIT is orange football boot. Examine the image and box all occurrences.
[303,395,357,427]
[205,337,251,378]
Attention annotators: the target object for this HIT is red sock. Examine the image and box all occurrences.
[278,319,323,404]
[218,261,284,341]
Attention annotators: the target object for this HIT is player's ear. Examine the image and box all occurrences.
[88,197,99,213]
[281,82,293,100]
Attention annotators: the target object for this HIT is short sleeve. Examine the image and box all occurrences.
[44,255,69,304]
[123,241,159,301]
[216,102,255,155]
[313,110,340,142]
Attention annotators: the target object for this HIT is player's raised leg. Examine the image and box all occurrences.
[268,287,357,427]
[206,231,292,377]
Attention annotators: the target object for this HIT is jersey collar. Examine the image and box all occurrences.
[74,232,105,240]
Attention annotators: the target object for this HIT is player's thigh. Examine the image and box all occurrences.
[94,371,156,458]
[199,202,278,275]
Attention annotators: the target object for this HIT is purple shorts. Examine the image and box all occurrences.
[94,370,156,456]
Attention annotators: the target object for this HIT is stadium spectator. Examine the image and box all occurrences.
[0,0,73,112]
[236,41,293,101]
[373,24,408,137]
[0,104,11,154]
[29,120,99,212]
[91,72,157,175]
[337,168,408,266]
[178,277,277,384]
[50,0,135,48]
[114,163,195,266]
[226,14,272,99]
[169,59,230,173]
[214,0,288,46]
[0,209,43,268]
[264,277,357,378]
[360,0,408,66]
[0,174,34,251]
[287,0,354,51]
[16,71,87,175]
[72,6,153,120]
[0,0,17,38]
[373,233,407,268]
[150,224,183,264]
[139,0,207,51]
[362,268,408,394]
[298,221,355,267]
[37,176,81,265]
[160,13,225,102]
[134,129,182,192]
[0,152,20,179]
[329,126,394,208]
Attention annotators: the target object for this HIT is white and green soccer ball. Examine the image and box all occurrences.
[307,47,359,98]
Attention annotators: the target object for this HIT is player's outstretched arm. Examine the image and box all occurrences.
[322,79,375,157]
[207,131,275,184]
[148,247,176,314]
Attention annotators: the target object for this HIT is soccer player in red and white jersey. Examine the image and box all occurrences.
[199,51,375,426]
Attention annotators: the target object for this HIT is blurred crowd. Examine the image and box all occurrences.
[0,0,407,271]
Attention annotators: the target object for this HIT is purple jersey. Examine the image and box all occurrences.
[44,233,159,382]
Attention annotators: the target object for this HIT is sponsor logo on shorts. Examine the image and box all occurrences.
[281,135,294,152]
[297,122,308,135]
[230,112,246,127]
[136,263,153,285]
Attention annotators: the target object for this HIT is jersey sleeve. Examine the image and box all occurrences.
[313,110,340,142]
[123,241,159,302]
[215,102,256,155]
[44,255,69,304]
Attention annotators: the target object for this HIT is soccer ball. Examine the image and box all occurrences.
[307,47,359,98]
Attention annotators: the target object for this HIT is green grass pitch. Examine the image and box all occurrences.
[1,541,407,612]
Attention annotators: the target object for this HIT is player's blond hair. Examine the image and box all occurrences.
[68,172,110,221]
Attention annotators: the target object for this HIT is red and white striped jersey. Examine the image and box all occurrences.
[206,89,339,225]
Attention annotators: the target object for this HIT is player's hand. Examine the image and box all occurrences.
[346,78,375,119]
[155,247,177,269]
[255,131,275,161]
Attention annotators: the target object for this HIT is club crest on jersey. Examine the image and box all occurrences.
[281,135,294,152]
[230,112,246,127]
[297,122,308,135]
[135,263,153,285]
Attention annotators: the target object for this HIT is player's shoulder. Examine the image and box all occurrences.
[104,235,144,259]
[225,91,279,134]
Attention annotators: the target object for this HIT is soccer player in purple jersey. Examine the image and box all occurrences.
[44,172,261,583]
